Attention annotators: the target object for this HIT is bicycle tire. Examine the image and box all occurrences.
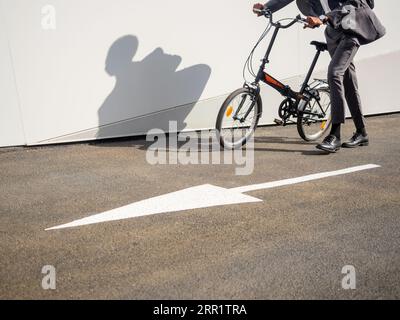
[297,88,332,141]
[216,87,262,149]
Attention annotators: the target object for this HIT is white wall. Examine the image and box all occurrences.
[0,2,25,147]
[0,0,399,146]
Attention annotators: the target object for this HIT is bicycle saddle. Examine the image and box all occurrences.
[310,41,328,52]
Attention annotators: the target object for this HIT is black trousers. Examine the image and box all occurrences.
[325,26,366,129]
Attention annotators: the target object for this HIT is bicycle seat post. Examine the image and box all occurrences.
[300,42,327,94]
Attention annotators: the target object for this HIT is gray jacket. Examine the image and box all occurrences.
[264,0,345,16]
[264,0,384,45]
[264,0,374,16]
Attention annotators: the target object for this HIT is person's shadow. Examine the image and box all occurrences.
[96,35,211,142]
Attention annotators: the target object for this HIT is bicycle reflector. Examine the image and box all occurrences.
[320,120,327,130]
[226,106,233,117]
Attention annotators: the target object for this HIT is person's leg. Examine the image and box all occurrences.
[316,36,359,152]
[327,37,360,134]
[343,62,366,134]
[325,31,342,141]
[341,63,370,147]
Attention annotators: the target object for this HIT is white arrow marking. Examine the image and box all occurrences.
[46,164,380,231]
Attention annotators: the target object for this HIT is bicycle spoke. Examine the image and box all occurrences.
[217,90,258,148]
[298,90,332,141]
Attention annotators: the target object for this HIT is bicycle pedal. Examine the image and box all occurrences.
[273,118,284,125]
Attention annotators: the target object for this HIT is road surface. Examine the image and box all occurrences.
[1,114,399,299]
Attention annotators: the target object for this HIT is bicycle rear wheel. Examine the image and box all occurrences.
[297,89,331,141]
[216,88,261,149]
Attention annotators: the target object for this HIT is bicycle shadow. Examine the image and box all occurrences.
[92,131,328,156]
[253,135,328,155]
[253,146,329,155]
[95,35,211,143]
[254,135,313,145]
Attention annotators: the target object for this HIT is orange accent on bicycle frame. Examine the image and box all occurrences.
[264,73,285,89]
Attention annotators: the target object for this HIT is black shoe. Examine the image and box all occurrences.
[342,132,369,148]
[316,135,341,153]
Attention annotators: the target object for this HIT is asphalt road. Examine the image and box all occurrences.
[1,114,399,299]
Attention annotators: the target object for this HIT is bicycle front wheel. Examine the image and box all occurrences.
[297,89,332,141]
[216,88,261,150]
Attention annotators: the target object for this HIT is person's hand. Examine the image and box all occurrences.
[253,3,265,16]
[304,16,323,29]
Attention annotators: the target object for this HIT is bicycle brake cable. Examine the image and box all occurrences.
[242,22,272,83]
[243,17,301,84]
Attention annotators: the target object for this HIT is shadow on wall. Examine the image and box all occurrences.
[96,35,211,140]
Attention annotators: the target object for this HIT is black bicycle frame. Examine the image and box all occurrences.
[234,15,326,121]
[255,24,323,100]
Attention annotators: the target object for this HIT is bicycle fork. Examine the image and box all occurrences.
[232,86,260,123]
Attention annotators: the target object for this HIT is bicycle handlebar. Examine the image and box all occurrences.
[253,8,307,28]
